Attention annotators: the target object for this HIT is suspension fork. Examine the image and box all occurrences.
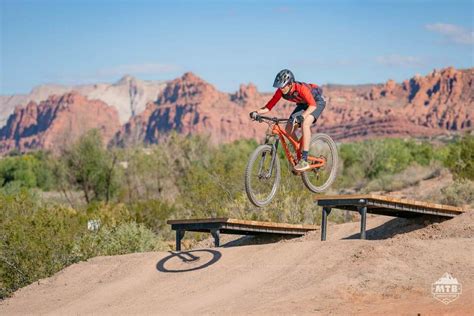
[257,138,280,178]
[268,139,280,177]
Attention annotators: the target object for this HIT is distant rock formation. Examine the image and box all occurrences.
[0,92,120,153]
[1,67,472,154]
[115,68,473,145]
[113,72,288,145]
[0,75,166,125]
[367,67,473,131]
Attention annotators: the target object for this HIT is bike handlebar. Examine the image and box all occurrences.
[256,115,289,123]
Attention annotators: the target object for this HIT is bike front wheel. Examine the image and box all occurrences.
[245,144,281,207]
[301,133,338,193]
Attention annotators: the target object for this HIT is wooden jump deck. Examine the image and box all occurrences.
[315,194,465,241]
[168,195,465,250]
[167,218,317,251]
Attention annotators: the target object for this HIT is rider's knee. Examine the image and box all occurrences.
[303,116,314,128]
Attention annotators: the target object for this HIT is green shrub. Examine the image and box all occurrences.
[363,163,441,193]
[73,222,163,260]
[85,202,132,227]
[0,191,86,298]
[128,199,177,238]
[439,180,474,207]
[179,139,257,218]
[444,135,474,180]
[337,138,441,189]
[0,152,56,191]
[0,191,164,299]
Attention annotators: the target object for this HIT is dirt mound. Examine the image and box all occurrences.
[1,214,472,315]
[395,210,474,241]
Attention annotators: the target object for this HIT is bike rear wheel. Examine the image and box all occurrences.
[301,133,338,193]
[245,144,281,207]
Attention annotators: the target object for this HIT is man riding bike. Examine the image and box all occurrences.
[249,69,326,172]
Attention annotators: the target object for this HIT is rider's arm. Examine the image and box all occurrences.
[263,89,282,111]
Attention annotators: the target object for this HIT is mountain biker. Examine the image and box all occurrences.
[249,69,326,172]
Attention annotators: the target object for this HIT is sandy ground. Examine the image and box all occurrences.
[1,212,473,316]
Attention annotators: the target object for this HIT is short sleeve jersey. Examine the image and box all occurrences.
[265,82,320,110]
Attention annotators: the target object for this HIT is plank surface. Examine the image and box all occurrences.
[167,218,317,230]
[315,194,465,213]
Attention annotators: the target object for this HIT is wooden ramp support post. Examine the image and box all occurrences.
[358,205,367,240]
[321,207,331,241]
[175,229,220,251]
[176,230,185,251]
[321,206,367,241]
[210,229,220,247]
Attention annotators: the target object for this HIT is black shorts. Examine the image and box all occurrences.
[289,93,326,124]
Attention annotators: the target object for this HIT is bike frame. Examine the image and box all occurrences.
[267,120,325,170]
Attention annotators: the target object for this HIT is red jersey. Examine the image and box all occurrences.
[265,81,320,110]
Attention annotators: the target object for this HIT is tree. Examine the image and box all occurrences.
[61,129,119,203]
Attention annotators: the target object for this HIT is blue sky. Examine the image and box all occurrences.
[1,0,473,95]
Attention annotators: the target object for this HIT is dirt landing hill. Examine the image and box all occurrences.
[1,213,473,315]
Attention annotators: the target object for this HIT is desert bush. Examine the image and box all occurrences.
[0,191,87,298]
[0,191,164,299]
[72,222,163,260]
[119,133,213,203]
[444,134,474,180]
[0,152,56,191]
[85,202,132,227]
[336,138,443,191]
[179,139,257,218]
[439,180,474,207]
[363,163,442,193]
[128,199,177,238]
[340,139,415,178]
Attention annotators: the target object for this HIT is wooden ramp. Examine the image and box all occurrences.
[168,195,464,250]
[167,218,317,251]
[316,194,465,241]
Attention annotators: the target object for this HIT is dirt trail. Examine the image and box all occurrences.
[1,213,473,315]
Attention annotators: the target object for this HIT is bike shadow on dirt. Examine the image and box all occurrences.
[156,235,298,273]
[344,215,447,240]
[156,249,222,273]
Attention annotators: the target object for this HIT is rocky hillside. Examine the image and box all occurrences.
[0,76,166,125]
[115,67,473,145]
[113,72,293,145]
[0,67,472,154]
[0,92,120,153]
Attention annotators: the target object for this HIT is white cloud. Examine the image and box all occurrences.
[425,23,474,45]
[96,63,180,77]
[375,55,424,67]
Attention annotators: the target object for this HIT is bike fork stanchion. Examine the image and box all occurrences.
[321,207,332,241]
[357,206,367,240]
[176,230,185,251]
[210,229,220,247]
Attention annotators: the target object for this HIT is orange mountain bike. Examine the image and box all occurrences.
[245,115,338,207]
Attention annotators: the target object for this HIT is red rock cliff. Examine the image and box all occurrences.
[0,92,120,153]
